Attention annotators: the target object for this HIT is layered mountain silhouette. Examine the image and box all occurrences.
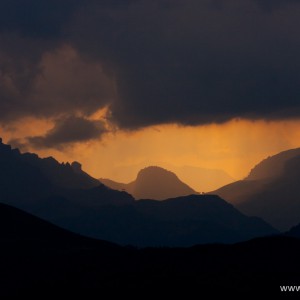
[0,201,297,296]
[100,166,197,200]
[109,163,234,192]
[0,140,298,295]
[46,194,276,247]
[0,139,276,246]
[212,148,300,231]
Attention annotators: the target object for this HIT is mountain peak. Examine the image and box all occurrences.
[101,166,197,200]
[71,161,82,173]
[0,139,100,190]
[137,166,179,180]
[0,138,12,153]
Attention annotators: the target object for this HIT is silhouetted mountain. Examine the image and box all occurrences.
[212,148,300,231]
[108,162,235,192]
[100,166,197,200]
[0,184,291,296]
[0,138,134,210]
[212,180,266,205]
[0,138,95,198]
[34,194,277,247]
[0,211,298,297]
[246,148,300,181]
[19,153,99,189]
[100,178,128,192]
[0,139,276,247]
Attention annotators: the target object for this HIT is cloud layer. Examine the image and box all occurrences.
[27,116,107,149]
[1,0,300,147]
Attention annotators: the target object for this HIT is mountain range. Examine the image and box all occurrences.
[2,138,300,294]
[212,148,300,230]
[0,139,276,246]
[101,148,300,233]
[57,194,276,247]
[100,166,197,200]
[0,200,298,296]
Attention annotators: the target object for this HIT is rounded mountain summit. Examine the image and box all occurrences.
[100,166,197,200]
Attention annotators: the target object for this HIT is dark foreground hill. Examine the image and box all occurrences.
[0,203,298,297]
[100,166,197,200]
[0,202,116,247]
[213,148,300,231]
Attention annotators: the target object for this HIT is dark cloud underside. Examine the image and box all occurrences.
[1,0,300,147]
[27,116,107,149]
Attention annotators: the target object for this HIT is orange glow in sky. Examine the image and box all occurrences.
[2,118,300,191]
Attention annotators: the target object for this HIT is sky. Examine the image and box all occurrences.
[1,0,300,189]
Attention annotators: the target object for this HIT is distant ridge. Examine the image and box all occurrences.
[212,148,300,231]
[246,148,300,181]
[100,166,197,200]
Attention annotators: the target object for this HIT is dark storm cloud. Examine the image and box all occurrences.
[0,0,77,38]
[67,0,300,128]
[26,116,107,149]
[1,0,300,143]
[0,44,115,122]
[254,0,300,11]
